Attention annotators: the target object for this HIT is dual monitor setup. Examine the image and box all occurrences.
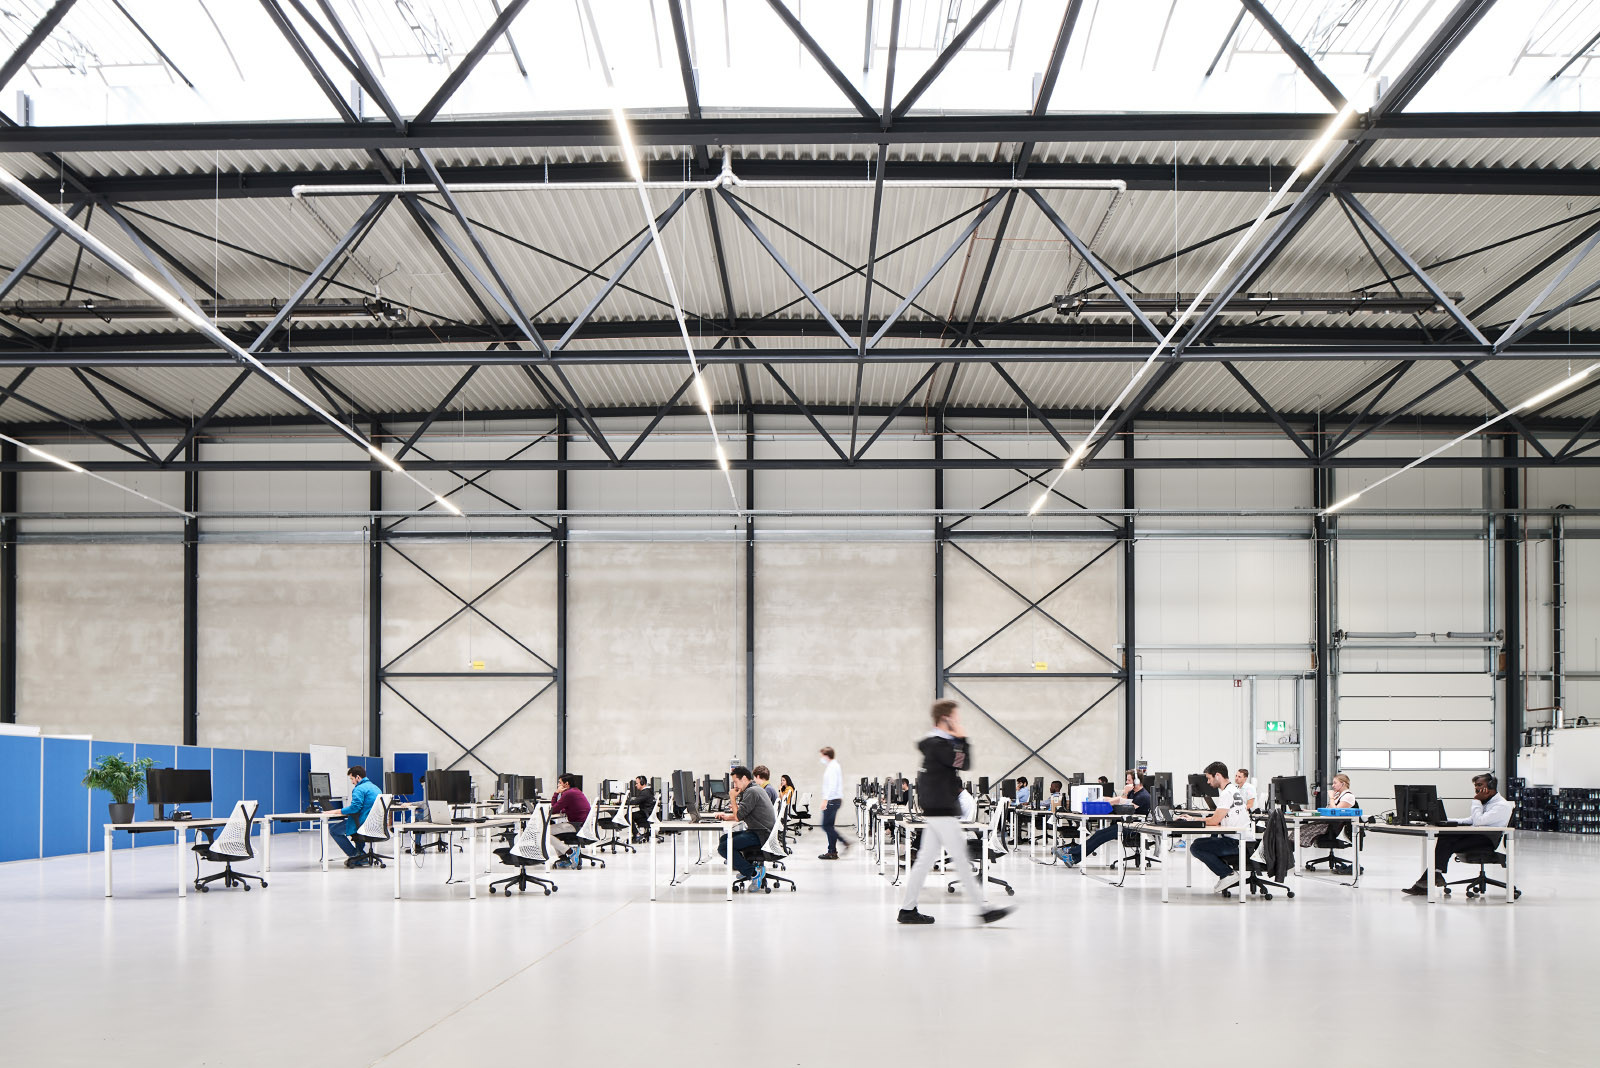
[663,770,734,818]
[306,770,417,811]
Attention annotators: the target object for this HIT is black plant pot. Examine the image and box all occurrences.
[108,802,135,825]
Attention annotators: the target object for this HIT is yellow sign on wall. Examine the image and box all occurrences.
[470,660,486,671]
[1033,661,1048,672]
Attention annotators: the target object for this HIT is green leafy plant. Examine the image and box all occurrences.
[81,754,155,805]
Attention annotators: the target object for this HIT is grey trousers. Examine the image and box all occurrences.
[900,816,983,912]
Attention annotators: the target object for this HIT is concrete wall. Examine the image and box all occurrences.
[197,544,366,752]
[17,543,183,743]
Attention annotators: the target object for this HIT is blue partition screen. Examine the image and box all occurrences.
[41,738,90,858]
[0,735,42,862]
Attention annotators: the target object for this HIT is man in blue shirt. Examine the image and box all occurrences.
[329,766,381,868]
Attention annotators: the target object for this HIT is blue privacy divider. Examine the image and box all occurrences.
[300,753,311,813]
[42,737,91,858]
[244,750,273,836]
[132,743,175,847]
[0,734,42,862]
[393,752,428,802]
[274,752,305,830]
[175,745,213,820]
[89,740,135,852]
[212,748,244,825]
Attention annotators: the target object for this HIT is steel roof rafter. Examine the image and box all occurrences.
[762,0,878,121]
[889,0,1005,121]
[412,0,533,126]
[1237,0,1347,109]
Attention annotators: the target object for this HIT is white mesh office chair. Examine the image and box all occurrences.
[490,812,559,896]
[555,803,606,870]
[193,800,265,892]
[948,796,1014,897]
[351,793,393,868]
[599,800,636,855]
[734,808,797,894]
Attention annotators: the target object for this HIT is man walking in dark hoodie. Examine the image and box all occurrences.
[897,699,1014,926]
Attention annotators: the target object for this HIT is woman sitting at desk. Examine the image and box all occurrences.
[1299,773,1358,848]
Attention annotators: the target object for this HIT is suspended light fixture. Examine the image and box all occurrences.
[0,431,193,518]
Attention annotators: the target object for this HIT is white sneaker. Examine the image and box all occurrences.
[1214,872,1241,894]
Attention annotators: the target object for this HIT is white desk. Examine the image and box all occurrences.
[391,817,521,900]
[1053,810,1145,874]
[1130,824,1252,904]
[1364,823,1517,903]
[889,817,991,902]
[261,810,342,873]
[103,818,256,898]
[650,819,742,901]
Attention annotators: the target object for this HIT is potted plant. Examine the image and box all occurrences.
[82,754,155,826]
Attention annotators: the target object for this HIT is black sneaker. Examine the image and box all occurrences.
[897,909,935,924]
[818,852,838,860]
[979,906,1014,924]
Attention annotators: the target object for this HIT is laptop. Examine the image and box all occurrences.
[1425,800,1452,826]
[1153,805,1205,828]
[426,800,455,825]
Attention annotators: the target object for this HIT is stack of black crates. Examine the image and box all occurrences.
[1509,778,1600,833]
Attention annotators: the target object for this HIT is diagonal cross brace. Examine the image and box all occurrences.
[947,539,1123,670]
[944,681,1071,783]
[995,682,1124,784]
[384,543,552,669]
[387,544,556,671]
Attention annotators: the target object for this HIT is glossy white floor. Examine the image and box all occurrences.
[2,823,1595,1067]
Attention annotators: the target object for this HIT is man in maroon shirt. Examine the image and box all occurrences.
[549,773,592,868]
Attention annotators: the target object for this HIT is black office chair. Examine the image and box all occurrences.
[1444,848,1521,900]
[350,793,393,868]
[192,800,267,892]
[733,818,797,894]
[1303,825,1361,876]
[490,813,559,897]
[597,801,637,854]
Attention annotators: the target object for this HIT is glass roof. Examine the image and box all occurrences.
[1,0,1598,128]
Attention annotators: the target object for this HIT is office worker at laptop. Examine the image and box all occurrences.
[1300,773,1357,848]
[1188,761,1257,893]
[898,699,1012,926]
[1079,770,1153,863]
[548,774,592,866]
[630,775,655,842]
[715,766,775,879]
[1403,773,1513,896]
[330,767,380,866]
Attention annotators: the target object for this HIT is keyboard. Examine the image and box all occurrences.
[451,817,488,824]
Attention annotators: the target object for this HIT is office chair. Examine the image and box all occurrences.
[192,800,266,892]
[789,792,813,834]
[733,812,797,894]
[1218,840,1294,900]
[1443,845,1521,900]
[598,800,637,854]
[554,804,607,870]
[1303,824,1361,876]
[490,812,559,897]
[350,794,393,868]
[949,797,1015,898]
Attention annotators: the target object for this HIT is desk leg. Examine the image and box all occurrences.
[263,821,273,873]
[1350,823,1361,888]
[650,828,658,902]
[1161,835,1170,903]
[320,817,331,872]
[1238,835,1246,906]
[104,825,113,897]
[980,826,990,905]
[393,832,402,899]
[176,827,187,898]
[877,818,885,876]
[1184,838,1192,888]
[468,828,478,899]
[1425,832,1437,904]
[1506,832,1516,904]
[1294,824,1304,875]
[725,827,733,901]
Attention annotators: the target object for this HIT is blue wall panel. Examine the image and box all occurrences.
[89,740,135,852]
[244,750,273,837]
[132,743,174,847]
[392,752,428,802]
[300,753,311,813]
[0,735,42,862]
[41,737,90,858]
[212,748,243,825]
[175,745,213,820]
[274,752,304,831]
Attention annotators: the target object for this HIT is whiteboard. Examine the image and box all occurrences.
[309,744,349,801]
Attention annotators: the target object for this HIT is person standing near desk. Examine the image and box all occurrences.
[1187,761,1256,893]
[819,746,848,859]
[1403,772,1513,896]
[715,766,775,880]
[897,699,1012,926]
[548,774,592,868]
[630,775,655,843]
[330,766,380,866]
[1075,770,1153,865]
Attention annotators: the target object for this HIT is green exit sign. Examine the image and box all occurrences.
[1264,720,1288,732]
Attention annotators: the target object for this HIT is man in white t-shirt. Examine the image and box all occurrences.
[1234,767,1257,811]
[1189,761,1257,893]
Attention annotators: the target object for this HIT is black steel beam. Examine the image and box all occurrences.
[412,0,532,125]
[1313,422,1331,799]
[0,1,78,91]
[889,0,1004,120]
[1238,0,1346,109]
[182,439,198,746]
[1503,434,1523,783]
[1222,361,1315,457]
[368,422,383,757]
[0,441,13,723]
[1122,431,1135,767]
[666,0,710,170]
[762,0,878,121]
[761,363,849,461]
[555,415,568,773]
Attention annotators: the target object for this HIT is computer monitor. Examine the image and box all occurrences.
[308,771,332,806]
[708,777,730,803]
[1000,778,1017,801]
[146,769,212,820]
[1271,775,1310,808]
[977,776,989,796]
[510,775,540,805]
[1395,784,1440,826]
[383,771,414,798]
[1142,772,1174,809]
[1031,776,1044,808]
[1187,772,1219,807]
[424,769,471,805]
[495,773,515,799]
[565,773,584,792]
[670,770,695,814]
[1069,772,1086,786]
